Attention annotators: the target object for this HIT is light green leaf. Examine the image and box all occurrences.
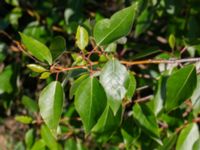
[158,134,177,150]
[50,36,66,60]
[25,129,35,150]
[94,3,138,45]
[92,105,122,134]
[27,64,47,73]
[132,103,160,142]
[74,76,107,132]
[125,72,136,100]
[193,138,200,150]
[105,43,117,53]
[100,59,129,114]
[165,65,196,111]
[39,81,64,135]
[191,75,200,116]
[31,139,46,150]
[15,115,33,124]
[20,33,52,65]
[39,72,51,79]
[41,125,59,150]
[69,74,89,99]
[76,26,89,51]
[176,123,199,150]
[168,34,176,50]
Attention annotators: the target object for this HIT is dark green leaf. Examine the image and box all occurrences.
[132,103,160,142]
[94,3,138,45]
[100,59,129,114]
[20,33,52,65]
[39,81,64,134]
[125,72,136,100]
[158,134,177,150]
[165,65,196,111]
[50,36,66,60]
[74,77,107,132]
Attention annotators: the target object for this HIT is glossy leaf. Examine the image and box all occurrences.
[94,3,138,45]
[165,65,196,111]
[50,36,66,60]
[176,123,199,150]
[92,105,122,134]
[69,74,89,99]
[76,26,89,51]
[39,81,64,134]
[132,103,160,142]
[74,77,107,132]
[27,64,47,73]
[191,75,200,116]
[100,59,129,114]
[41,125,59,150]
[20,33,52,64]
[125,72,136,100]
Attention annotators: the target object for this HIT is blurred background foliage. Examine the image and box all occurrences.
[1,0,200,149]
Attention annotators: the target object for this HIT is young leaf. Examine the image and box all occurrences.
[50,36,66,60]
[76,26,89,51]
[74,77,107,132]
[165,65,196,111]
[15,115,33,124]
[176,123,199,150]
[168,34,176,50]
[19,33,52,65]
[100,59,129,114]
[132,103,160,142]
[92,105,122,135]
[93,3,138,45]
[39,81,64,135]
[27,64,47,73]
[39,72,51,79]
[31,139,46,150]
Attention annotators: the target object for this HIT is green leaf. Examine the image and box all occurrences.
[93,3,138,45]
[69,74,89,99]
[39,81,64,134]
[74,76,107,132]
[41,125,59,150]
[64,139,87,150]
[148,76,167,115]
[132,103,160,142]
[39,72,51,79]
[27,64,47,73]
[104,43,117,53]
[25,129,35,150]
[165,65,197,111]
[76,26,89,51]
[22,95,38,113]
[135,9,153,37]
[92,105,122,135]
[176,123,199,150]
[158,134,177,150]
[0,65,15,94]
[15,115,33,124]
[125,72,136,100]
[31,139,46,150]
[50,36,66,60]
[19,33,52,65]
[191,75,200,116]
[193,138,200,150]
[168,34,176,50]
[100,59,129,114]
